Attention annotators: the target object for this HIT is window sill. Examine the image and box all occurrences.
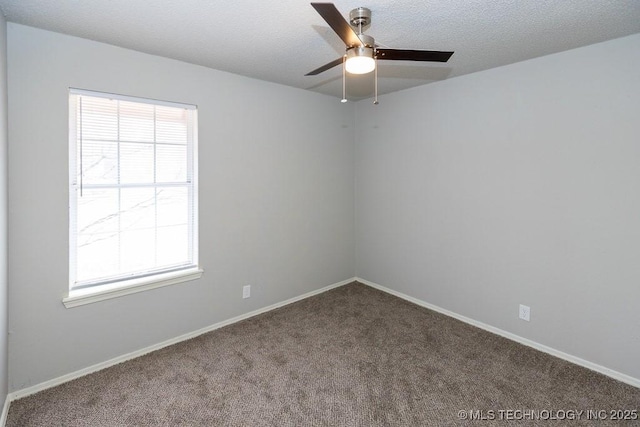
[62,268,203,308]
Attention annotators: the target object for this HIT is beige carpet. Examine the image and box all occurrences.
[7,282,640,426]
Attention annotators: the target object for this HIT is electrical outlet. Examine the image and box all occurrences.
[242,285,251,299]
[519,304,530,321]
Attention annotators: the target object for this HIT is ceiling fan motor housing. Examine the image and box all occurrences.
[356,34,375,48]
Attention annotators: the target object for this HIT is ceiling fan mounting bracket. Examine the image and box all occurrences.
[349,7,371,29]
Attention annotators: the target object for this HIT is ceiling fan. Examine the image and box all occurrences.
[306,3,454,103]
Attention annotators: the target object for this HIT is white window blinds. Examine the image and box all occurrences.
[69,89,198,290]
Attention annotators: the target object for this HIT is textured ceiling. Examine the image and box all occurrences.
[1,0,639,100]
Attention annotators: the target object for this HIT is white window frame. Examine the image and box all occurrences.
[64,89,202,308]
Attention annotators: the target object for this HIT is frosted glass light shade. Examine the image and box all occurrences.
[345,47,375,74]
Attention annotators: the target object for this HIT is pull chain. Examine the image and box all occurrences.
[373,56,379,105]
[341,55,347,103]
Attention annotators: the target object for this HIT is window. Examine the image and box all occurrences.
[66,89,200,306]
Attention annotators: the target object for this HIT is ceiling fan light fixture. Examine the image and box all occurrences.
[345,47,375,74]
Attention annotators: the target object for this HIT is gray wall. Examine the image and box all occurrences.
[355,34,640,380]
[0,13,8,403]
[6,20,639,393]
[7,23,355,391]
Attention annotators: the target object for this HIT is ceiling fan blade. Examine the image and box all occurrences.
[376,49,454,62]
[305,57,343,76]
[311,3,363,48]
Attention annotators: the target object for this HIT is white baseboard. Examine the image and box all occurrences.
[0,394,9,427]
[7,277,356,403]
[9,274,634,418]
[357,277,640,389]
